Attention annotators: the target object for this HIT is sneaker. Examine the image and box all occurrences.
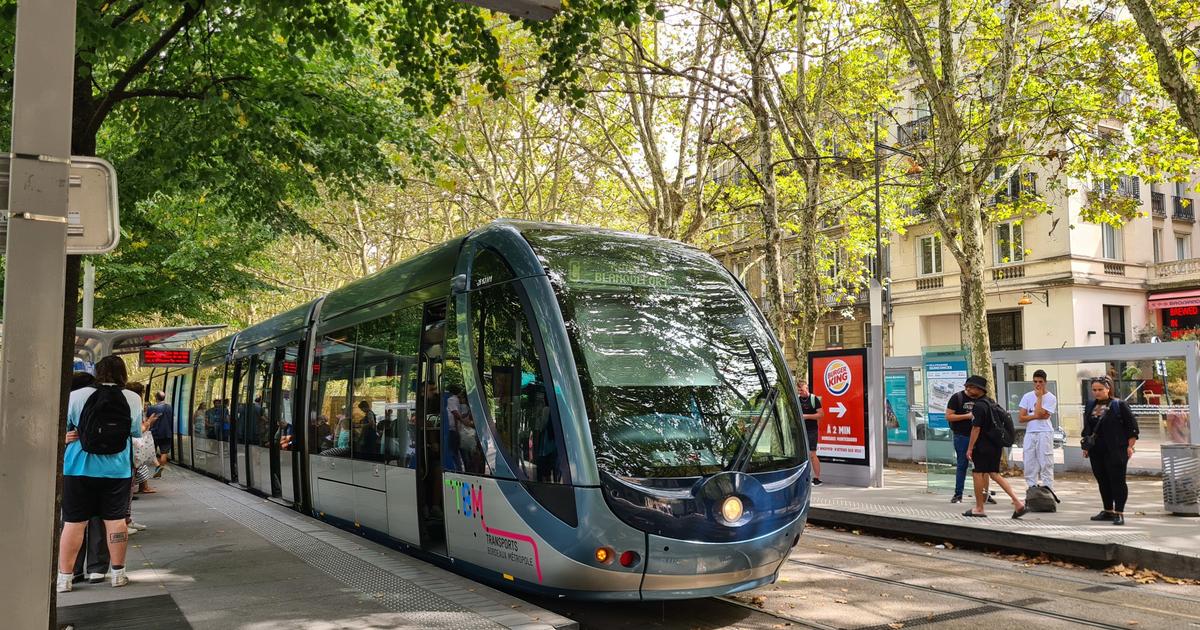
[127,527,140,536]
[111,567,128,588]
[128,522,148,531]
[87,572,106,584]
[56,572,73,593]
[1112,515,1125,526]
[812,478,824,486]
[1090,511,1113,521]
[950,495,963,503]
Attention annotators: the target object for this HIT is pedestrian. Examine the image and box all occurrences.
[797,379,824,486]
[148,391,174,477]
[963,374,1028,519]
[1018,369,1057,489]
[1082,376,1139,525]
[57,355,144,592]
[946,382,994,504]
[67,371,111,586]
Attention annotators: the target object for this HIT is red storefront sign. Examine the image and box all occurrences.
[808,349,869,465]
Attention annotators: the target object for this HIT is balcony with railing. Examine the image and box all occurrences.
[1175,196,1195,222]
[1152,192,1166,217]
[897,116,932,145]
[1152,257,1200,289]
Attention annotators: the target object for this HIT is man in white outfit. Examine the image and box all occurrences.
[1018,369,1057,488]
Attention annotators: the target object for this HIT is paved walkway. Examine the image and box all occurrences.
[809,469,1200,579]
[56,468,575,630]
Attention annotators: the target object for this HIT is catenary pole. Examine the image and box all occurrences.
[0,1,77,627]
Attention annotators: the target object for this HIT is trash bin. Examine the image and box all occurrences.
[1161,444,1200,516]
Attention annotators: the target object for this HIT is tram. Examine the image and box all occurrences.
[162,221,811,599]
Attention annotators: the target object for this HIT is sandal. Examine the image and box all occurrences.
[962,509,987,518]
[1012,505,1029,519]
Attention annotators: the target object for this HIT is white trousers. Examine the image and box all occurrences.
[1023,431,1054,488]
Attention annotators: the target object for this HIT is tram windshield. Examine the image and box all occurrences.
[523,228,804,479]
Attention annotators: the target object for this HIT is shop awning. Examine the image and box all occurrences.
[1148,289,1200,309]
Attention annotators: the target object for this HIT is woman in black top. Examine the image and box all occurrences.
[1081,376,1139,525]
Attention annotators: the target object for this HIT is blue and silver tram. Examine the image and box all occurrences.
[176,221,811,599]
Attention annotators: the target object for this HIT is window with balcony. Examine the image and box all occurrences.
[994,221,1024,264]
[1177,233,1191,260]
[918,235,942,275]
[826,249,842,281]
[1102,224,1122,260]
[991,168,1037,205]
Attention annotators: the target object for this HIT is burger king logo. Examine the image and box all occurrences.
[824,359,851,396]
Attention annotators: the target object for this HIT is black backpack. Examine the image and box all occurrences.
[983,398,1016,447]
[77,385,132,455]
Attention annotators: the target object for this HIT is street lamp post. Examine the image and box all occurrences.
[870,118,920,485]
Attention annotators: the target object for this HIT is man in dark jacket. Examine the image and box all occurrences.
[148,391,174,477]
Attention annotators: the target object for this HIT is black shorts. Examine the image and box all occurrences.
[62,475,131,522]
[972,442,1002,474]
[805,424,819,453]
[154,438,172,455]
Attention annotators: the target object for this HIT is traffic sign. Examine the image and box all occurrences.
[0,154,120,254]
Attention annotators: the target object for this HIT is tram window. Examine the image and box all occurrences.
[313,328,356,459]
[444,297,488,475]
[472,281,568,484]
[234,359,256,447]
[278,344,299,452]
[252,351,274,448]
[192,365,218,439]
[471,248,514,289]
[351,306,422,466]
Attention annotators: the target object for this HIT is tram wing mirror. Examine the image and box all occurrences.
[452,273,468,293]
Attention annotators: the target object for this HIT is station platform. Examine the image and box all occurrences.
[810,468,1200,579]
[56,468,576,630]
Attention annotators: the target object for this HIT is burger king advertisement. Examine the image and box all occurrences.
[808,349,868,465]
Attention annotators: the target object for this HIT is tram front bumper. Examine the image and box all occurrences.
[639,519,804,599]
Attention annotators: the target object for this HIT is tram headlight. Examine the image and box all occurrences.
[720,495,744,524]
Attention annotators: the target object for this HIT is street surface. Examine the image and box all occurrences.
[530,525,1200,629]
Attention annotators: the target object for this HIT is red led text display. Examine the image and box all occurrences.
[139,348,193,367]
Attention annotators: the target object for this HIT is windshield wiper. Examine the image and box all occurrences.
[729,342,778,472]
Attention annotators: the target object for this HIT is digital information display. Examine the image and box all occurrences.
[1161,306,1200,339]
[139,348,193,367]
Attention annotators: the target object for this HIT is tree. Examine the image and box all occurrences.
[0,0,650,325]
[885,0,1200,381]
[1123,0,1200,140]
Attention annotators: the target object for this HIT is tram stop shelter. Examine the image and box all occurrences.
[883,340,1200,478]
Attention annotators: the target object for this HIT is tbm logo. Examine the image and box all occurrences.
[446,479,484,519]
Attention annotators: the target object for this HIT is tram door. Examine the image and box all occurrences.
[416,300,448,554]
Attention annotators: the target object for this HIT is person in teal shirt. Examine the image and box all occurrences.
[57,355,145,593]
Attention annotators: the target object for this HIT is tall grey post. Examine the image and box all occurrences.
[869,279,884,487]
[0,1,78,626]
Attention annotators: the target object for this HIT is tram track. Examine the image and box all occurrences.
[785,556,1180,630]
[801,528,1200,621]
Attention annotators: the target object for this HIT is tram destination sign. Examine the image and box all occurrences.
[0,155,120,254]
[140,348,193,367]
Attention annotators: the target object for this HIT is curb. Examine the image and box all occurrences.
[809,507,1200,579]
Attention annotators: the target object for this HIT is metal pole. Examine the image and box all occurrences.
[82,260,95,329]
[869,279,885,487]
[0,1,77,627]
[1187,345,1200,444]
[874,118,882,282]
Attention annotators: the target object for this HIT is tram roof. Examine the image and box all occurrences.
[231,300,317,358]
[318,236,466,324]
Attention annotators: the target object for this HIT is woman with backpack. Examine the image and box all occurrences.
[1081,376,1139,525]
[56,355,144,593]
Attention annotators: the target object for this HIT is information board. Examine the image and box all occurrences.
[923,348,969,431]
[139,348,192,367]
[885,370,912,444]
[808,348,868,465]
